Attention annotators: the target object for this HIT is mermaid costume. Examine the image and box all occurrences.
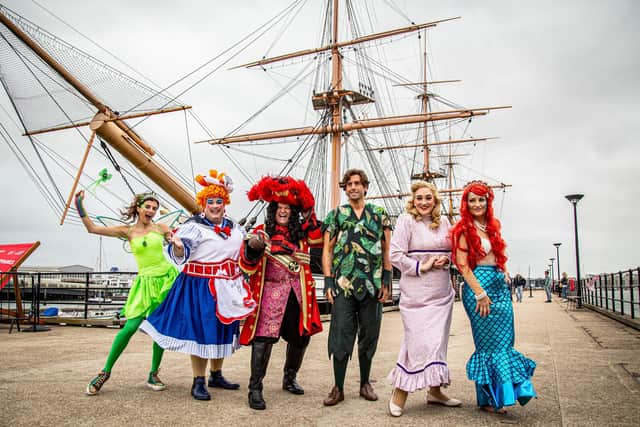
[462,266,536,410]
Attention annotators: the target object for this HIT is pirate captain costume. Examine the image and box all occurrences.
[141,170,256,400]
[239,176,323,410]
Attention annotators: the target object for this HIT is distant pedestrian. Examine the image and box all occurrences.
[513,273,526,303]
[561,272,569,301]
[543,270,552,302]
[451,180,536,414]
[511,280,515,300]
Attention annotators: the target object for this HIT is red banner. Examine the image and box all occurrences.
[0,242,40,290]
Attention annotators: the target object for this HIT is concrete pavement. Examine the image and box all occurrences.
[1,291,639,426]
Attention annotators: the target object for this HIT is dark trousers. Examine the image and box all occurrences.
[328,292,382,388]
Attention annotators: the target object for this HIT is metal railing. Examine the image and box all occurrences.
[1,270,401,327]
[579,268,640,319]
[1,271,136,327]
[0,272,39,332]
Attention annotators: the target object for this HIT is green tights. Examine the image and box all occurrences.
[102,316,164,373]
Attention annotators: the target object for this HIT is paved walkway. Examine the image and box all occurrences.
[1,291,639,426]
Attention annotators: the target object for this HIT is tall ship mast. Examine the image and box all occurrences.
[0,1,511,226]
[199,0,510,219]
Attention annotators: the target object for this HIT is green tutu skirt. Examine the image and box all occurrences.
[121,264,179,319]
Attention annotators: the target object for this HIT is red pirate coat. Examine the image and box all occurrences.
[239,223,323,345]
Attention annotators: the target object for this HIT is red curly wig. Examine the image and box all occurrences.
[247,175,315,211]
[450,181,507,271]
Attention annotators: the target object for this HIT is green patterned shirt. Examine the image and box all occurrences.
[323,203,392,298]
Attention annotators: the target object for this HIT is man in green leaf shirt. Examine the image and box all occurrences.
[321,169,392,406]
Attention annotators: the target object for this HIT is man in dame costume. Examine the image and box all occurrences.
[239,176,323,410]
[141,170,256,401]
[322,169,392,406]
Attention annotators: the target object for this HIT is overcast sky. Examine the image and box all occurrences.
[0,0,638,278]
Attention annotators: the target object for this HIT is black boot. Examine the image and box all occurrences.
[208,369,240,390]
[191,376,211,401]
[282,343,306,395]
[248,340,273,410]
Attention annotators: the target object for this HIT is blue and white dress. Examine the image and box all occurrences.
[141,215,256,359]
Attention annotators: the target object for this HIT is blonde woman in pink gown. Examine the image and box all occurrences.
[387,181,461,416]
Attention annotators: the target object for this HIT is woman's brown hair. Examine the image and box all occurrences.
[120,193,159,222]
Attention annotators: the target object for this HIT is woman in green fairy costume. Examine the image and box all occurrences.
[75,190,179,396]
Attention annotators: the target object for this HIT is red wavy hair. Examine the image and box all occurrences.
[450,181,507,271]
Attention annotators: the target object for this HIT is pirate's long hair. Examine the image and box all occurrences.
[264,202,304,245]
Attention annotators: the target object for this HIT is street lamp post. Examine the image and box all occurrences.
[553,243,562,296]
[529,274,533,298]
[565,194,584,308]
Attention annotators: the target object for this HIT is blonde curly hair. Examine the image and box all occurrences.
[405,181,442,229]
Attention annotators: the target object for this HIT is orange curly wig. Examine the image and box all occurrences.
[195,170,232,206]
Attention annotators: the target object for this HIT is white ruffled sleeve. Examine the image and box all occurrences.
[168,221,202,265]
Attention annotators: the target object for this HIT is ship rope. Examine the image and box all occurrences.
[35,139,124,218]
[345,1,408,210]
[98,140,135,196]
[0,4,198,214]
[183,109,196,195]
[346,104,402,215]
[123,0,306,123]
[0,119,64,219]
[224,62,317,139]
[0,87,176,219]
[312,1,333,95]
[239,109,330,223]
[24,0,250,192]
[0,39,67,208]
[381,0,415,24]
[0,1,509,224]
[263,0,310,58]
[182,109,256,185]
[29,0,164,93]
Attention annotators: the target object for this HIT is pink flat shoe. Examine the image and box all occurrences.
[388,388,404,417]
[388,396,403,417]
[427,393,462,407]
